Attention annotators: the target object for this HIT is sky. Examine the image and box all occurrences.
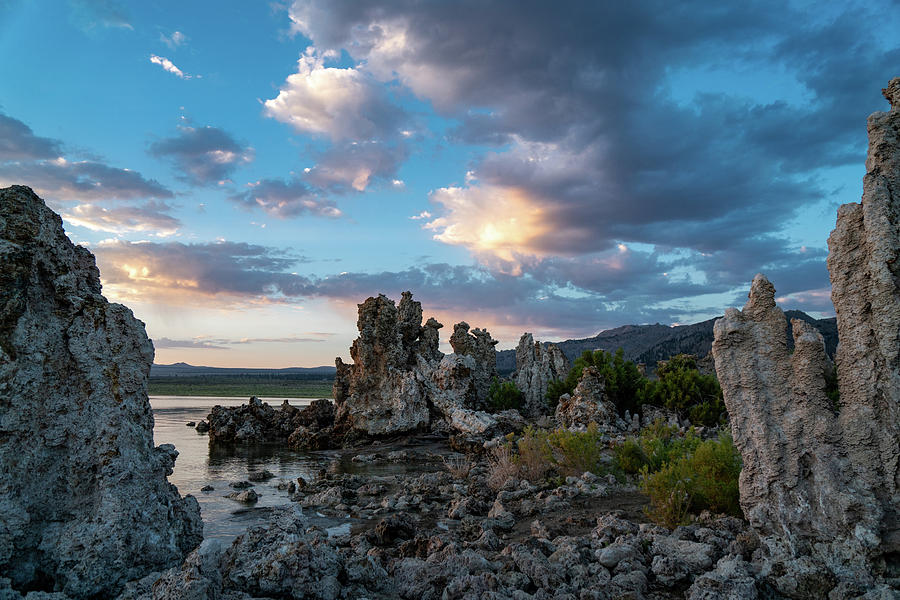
[0,0,898,367]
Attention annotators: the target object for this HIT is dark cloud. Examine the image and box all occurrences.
[305,141,408,192]
[0,114,63,160]
[0,159,173,202]
[289,0,896,296]
[149,126,253,185]
[229,178,341,218]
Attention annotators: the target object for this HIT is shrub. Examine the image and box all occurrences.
[640,432,742,528]
[547,424,607,477]
[488,377,524,411]
[442,454,472,479]
[614,437,648,474]
[637,354,726,426]
[515,427,554,482]
[546,348,646,416]
[486,445,519,491]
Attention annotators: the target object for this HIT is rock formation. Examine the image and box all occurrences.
[712,78,900,594]
[449,321,499,407]
[514,333,570,417]
[334,292,500,437]
[0,186,202,598]
[206,397,336,450]
[554,366,624,432]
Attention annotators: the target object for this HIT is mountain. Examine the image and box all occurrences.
[150,363,337,378]
[496,310,837,375]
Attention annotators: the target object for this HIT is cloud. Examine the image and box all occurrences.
[150,54,190,79]
[160,30,186,49]
[153,337,229,350]
[149,126,253,185]
[304,140,407,191]
[61,202,181,237]
[229,178,342,218]
[263,47,403,142]
[409,210,431,220]
[68,0,132,30]
[153,335,327,349]
[0,157,173,202]
[288,0,896,314]
[0,114,63,161]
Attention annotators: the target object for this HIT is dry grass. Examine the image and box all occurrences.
[486,445,519,491]
[442,453,473,479]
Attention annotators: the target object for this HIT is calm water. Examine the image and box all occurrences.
[150,396,346,541]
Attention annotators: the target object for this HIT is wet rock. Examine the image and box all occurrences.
[247,469,275,482]
[229,480,252,489]
[226,489,259,503]
[712,79,900,593]
[554,366,624,432]
[194,420,209,433]
[0,186,202,598]
[185,421,196,427]
[514,333,570,417]
[200,485,214,492]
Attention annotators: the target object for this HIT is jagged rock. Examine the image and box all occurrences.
[554,366,624,432]
[0,186,202,598]
[514,333,570,417]
[334,292,500,436]
[449,321,499,407]
[711,78,900,596]
[207,397,336,448]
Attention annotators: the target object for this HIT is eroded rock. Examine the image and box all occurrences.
[711,78,900,596]
[554,366,624,432]
[0,186,202,598]
[514,333,570,417]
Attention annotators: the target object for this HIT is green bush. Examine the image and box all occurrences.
[501,424,611,483]
[614,421,700,473]
[640,432,742,528]
[637,354,726,426]
[487,377,524,411]
[614,437,648,474]
[547,424,607,477]
[546,348,646,416]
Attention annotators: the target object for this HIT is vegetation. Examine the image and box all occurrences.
[148,375,333,398]
[546,348,644,415]
[487,378,524,411]
[636,354,725,426]
[825,365,840,411]
[487,424,611,489]
[611,422,742,528]
[640,432,742,527]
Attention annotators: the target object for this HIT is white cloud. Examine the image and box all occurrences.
[263,47,399,142]
[161,30,187,49]
[409,210,431,220]
[62,202,181,237]
[150,54,190,79]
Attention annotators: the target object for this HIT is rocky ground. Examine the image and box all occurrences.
[108,437,771,600]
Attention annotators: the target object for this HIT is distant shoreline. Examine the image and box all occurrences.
[148,378,333,399]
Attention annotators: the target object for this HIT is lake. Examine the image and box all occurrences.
[150,396,348,541]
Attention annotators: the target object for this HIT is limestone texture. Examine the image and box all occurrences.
[711,77,900,595]
[514,333,570,417]
[0,186,202,598]
[554,366,624,432]
[206,397,336,449]
[333,292,499,436]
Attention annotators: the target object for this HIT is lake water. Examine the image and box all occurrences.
[150,396,346,541]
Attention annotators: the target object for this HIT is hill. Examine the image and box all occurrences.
[496,310,837,375]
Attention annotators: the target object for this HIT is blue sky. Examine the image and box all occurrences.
[1,0,897,367]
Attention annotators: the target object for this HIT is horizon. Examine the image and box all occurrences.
[1,1,897,368]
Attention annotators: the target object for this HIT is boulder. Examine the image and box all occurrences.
[711,79,900,593]
[514,333,570,417]
[0,186,202,598]
[554,366,624,432]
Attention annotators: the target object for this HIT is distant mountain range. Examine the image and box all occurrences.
[154,309,837,379]
[495,310,837,375]
[150,362,337,377]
